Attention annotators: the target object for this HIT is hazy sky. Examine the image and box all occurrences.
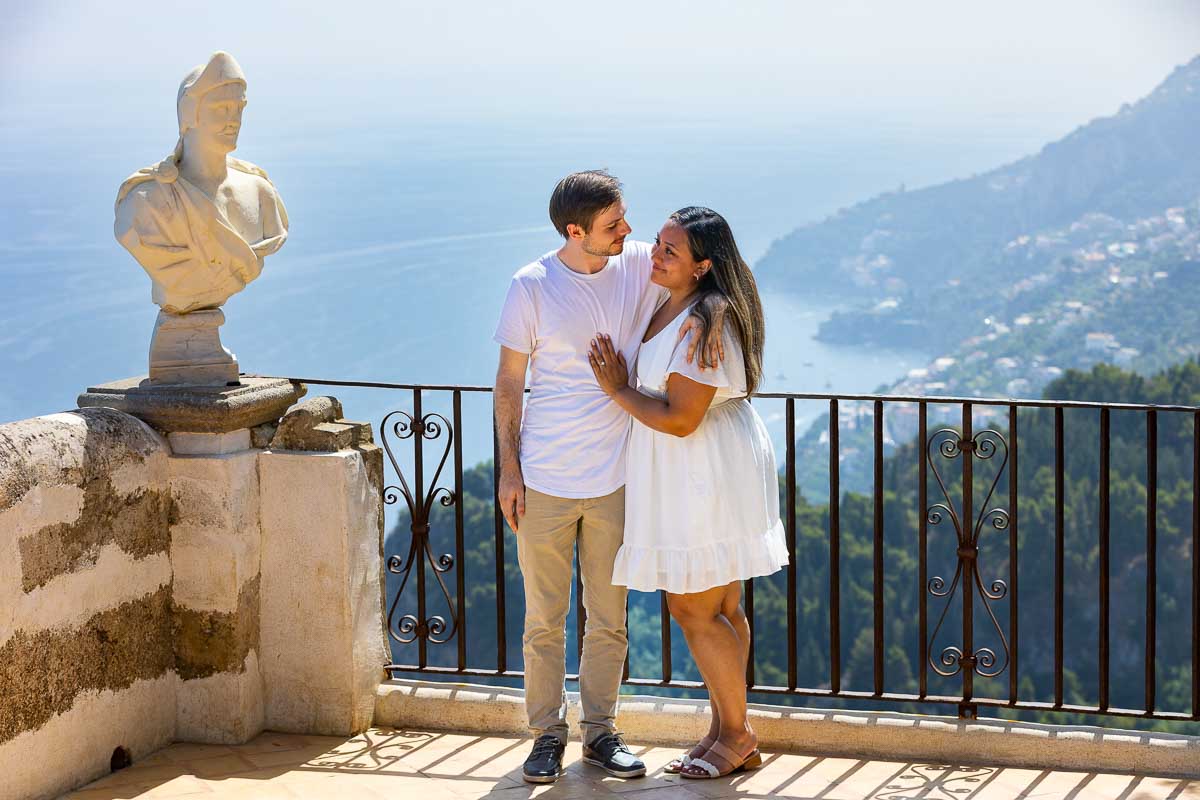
[3,0,1199,133]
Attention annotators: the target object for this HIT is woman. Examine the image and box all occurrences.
[588,206,788,780]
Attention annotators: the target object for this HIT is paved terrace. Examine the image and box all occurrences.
[67,728,1199,800]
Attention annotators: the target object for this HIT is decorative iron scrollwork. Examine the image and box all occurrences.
[381,408,459,645]
[926,428,1012,680]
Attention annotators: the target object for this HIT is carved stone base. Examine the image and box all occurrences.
[78,376,306,434]
[149,309,238,387]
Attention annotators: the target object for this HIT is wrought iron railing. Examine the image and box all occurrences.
[278,377,1200,725]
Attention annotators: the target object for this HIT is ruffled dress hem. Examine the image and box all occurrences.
[611,520,790,595]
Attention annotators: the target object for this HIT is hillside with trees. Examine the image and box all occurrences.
[755,56,1200,308]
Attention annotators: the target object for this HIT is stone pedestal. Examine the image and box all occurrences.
[78,376,305,434]
[149,309,239,386]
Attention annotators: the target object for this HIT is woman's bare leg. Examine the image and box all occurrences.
[668,584,750,767]
[722,582,751,677]
[668,583,757,773]
[665,591,718,765]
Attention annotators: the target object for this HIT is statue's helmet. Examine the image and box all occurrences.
[176,51,247,136]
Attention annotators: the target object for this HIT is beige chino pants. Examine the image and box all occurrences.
[516,486,627,745]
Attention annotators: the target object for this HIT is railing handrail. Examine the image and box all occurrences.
[253,375,1200,414]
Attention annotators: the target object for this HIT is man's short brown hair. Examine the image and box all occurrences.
[548,170,623,238]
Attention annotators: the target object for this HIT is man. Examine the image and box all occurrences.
[493,171,721,784]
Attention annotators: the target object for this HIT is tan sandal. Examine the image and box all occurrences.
[679,740,762,780]
[664,736,715,774]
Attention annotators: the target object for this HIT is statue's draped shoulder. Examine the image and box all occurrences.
[112,152,287,314]
[229,157,289,230]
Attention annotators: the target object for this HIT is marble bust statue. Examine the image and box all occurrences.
[114,51,288,385]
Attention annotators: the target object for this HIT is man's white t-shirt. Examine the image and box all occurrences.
[493,241,667,499]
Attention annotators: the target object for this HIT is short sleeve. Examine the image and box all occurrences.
[666,321,747,396]
[493,279,535,354]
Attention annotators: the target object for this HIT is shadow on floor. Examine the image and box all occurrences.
[65,728,1200,800]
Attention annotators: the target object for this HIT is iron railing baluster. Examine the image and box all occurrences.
[746,577,756,687]
[786,398,798,691]
[1099,407,1110,710]
[919,401,929,700]
[874,400,885,696]
[414,389,427,669]
[454,391,466,671]
[492,421,507,673]
[1194,410,1200,720]
[1008,405,1019,706]
[1054,406,1064,708]
[1146,410,1158,714]
[829,399,841,695]
[962,403,974,713]
[661,593,672,684]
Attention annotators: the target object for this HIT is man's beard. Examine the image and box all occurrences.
[582,237,623,258]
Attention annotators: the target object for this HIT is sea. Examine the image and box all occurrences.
[0,112,1061,466]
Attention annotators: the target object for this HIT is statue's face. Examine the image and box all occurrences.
[192,82,247,154]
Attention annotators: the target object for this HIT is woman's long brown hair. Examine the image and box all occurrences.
[672,206,765,395]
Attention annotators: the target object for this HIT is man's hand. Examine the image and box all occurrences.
[679,294,730,369]
[498,465,526,533]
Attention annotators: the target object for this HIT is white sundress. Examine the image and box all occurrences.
[610,307,790,595]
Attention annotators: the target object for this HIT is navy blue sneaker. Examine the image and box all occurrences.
[583,732,646,779]
[523,734,566,784]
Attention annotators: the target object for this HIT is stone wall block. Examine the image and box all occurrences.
[259,447,386,735]
[167,449,264,744]
[168,450,260,614]
[175,652,265,746]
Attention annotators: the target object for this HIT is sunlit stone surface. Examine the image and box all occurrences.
[63,728,1200,800]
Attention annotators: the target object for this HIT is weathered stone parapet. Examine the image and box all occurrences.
[0,407,167,515]
[0,393,388,799]
[0,410,176,800]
